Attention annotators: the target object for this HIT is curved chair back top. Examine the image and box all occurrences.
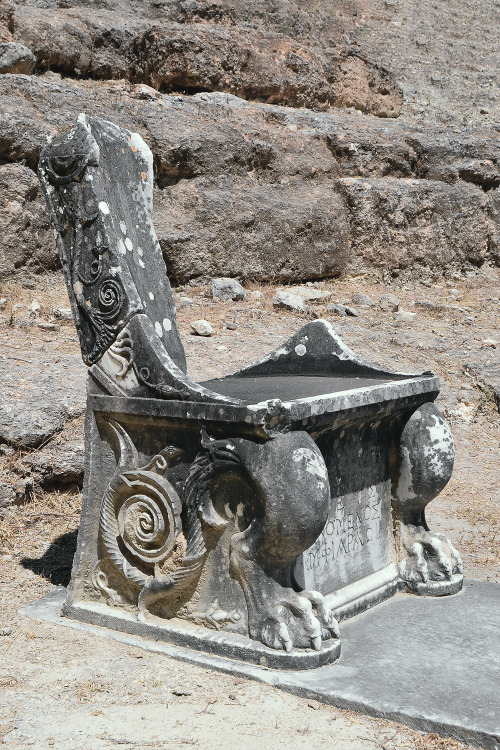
[38,114,186,374]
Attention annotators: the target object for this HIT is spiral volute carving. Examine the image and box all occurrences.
[100,466,182,588]
[118,486,177,564]
[98,279,123,321]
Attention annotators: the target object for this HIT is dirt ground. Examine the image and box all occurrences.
[0,267,499,749]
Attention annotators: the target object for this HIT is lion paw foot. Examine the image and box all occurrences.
[254,588,339,653]
[400,529,463,584]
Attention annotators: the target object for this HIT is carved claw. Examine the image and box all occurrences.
[399,527,463,584]
[302,590,340,640]
[226,431,336,653]
[259,593,324,652]
[231,541,339,653]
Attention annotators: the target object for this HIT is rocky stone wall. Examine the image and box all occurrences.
[0,0,499,282]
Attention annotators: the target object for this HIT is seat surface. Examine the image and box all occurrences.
[199,374,396,404]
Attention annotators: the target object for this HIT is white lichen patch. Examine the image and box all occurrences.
[292,447,328,490]
[163,318,171,331]
[149,292,155,301]
[117,239,126,255]
[396,446,417,501]
[154,322,163,338]
[425,413,453,451]
[109,266,122,277]
[125,238,133,251]
[295,344,307,356]
[422,413,454,478]
[98,201,110,215]
[120,221,127,235]
[137,247,144,257]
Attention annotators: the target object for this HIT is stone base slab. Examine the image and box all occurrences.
[22,580,500,750]
[403,573,463,596]
[325,563,400,620]
[63,599,341,670]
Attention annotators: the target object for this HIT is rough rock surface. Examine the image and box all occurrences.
[0,0,499,283]
[16,417,84,488]
[0,41,35,73]
[0,163,56,279]
[466,363,500,412]
[356,0,500,129]
[1,74,499,283]
[5,0,402,116]
[0,351,86,447]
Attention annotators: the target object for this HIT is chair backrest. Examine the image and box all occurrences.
[38,114,187,374]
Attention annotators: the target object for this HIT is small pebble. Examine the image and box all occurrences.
[414,300,441,310]
[190,319,214,336]
[272,291,307,313]
[212,277,247,302]
[0,627,13,637]
[178,296,194,308]
[226,322,238,330]
[327,303,359,317]
[249,290,263,300]
[395,311,417,322]
[52,307,72,320]
[352,292,375,307]
[0,298,7,306]
[483,339,499,348]
[308,700,321,710]
[287,286,332,302]
[38,322,60,331]
[379,293,400,312]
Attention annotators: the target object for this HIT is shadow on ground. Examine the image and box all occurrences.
[21,529,78,586]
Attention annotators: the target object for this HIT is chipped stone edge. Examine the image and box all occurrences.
[21,588,340,672]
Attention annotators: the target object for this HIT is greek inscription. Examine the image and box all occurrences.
[304,486,383,574]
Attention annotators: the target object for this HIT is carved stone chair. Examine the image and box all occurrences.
[38,115,463,670]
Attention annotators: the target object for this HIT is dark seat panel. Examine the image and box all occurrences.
[199,375,395,403]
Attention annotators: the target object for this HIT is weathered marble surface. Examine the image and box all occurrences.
[38,115,463,668]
